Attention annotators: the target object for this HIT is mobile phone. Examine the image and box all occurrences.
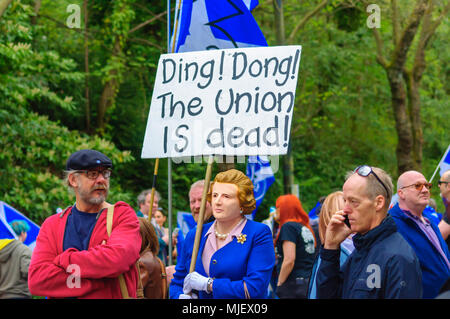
[343,214,351,229]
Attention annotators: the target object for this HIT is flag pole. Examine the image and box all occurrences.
[148,158,160,222]
[189,155,214,273]
[167,0,173,266]
[429,144,450,183]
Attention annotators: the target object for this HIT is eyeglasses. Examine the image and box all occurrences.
[77,169,112,180]
[354,165,389,196]
[401,182,432,191]
[438,181,449,186]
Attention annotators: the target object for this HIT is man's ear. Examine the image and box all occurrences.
[68,173,78,189]
[374,195,385,212]
[397,189,405,200]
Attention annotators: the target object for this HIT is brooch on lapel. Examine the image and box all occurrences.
[236,233,247,244]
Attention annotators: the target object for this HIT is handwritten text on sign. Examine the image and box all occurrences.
[141,45,301,158]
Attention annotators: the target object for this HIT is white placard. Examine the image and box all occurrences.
[141,45,301,158]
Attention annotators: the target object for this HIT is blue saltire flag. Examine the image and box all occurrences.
[170,0,267,53]
[439,144,450,176]
[175,211,196,254]
[246,155,275,219]
[0,201,40,251]
[176,211,196,239]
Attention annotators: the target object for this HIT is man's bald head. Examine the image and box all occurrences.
[397,170,431,216]
[397,171,426,191]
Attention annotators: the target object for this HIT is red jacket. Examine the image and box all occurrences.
[28,201,141,298]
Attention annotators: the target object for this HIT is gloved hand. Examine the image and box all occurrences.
[179,293,198,299]
[183,271,209,294]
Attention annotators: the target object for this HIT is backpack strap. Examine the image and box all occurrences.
[106,205,130,299]
[135,261,145,299]
[157,257,168,299]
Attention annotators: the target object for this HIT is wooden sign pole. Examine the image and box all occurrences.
[189,155,214,273]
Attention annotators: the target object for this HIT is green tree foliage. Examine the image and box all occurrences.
[0,1,133,223]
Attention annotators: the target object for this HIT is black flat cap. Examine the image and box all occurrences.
[66,149,113,170]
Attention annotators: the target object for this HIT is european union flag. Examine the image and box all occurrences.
[171,0,267,53]
[246,156,275,219]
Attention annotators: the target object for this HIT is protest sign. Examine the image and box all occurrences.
[141,45,301,158]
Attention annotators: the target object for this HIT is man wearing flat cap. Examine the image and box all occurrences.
[28,150,141,298]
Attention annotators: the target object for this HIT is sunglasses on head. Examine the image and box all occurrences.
[401,182,432,191]
[354,165,389,196]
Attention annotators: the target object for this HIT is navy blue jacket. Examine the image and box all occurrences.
[316,216,422,299]
[389,203,450,298]
[169,219,275,299]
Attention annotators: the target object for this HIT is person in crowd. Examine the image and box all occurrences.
[137,189,168,264]
[308,191,355,299]
[274,194,316,299]
[9,219,30,243]
[189,180,215,224]
[154,209,169,264]
[172,180,214,262]
[170,169,275,299]
[438,170,450,247]
[28,149,141,298]
[136,189,160,219]
[154,210,167,232]
[0,220,32,299]
[389,170,450,298]
[317,165,422,298]
[137,217,167,299]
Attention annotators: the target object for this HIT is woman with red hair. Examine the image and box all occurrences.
[275,194,316,298]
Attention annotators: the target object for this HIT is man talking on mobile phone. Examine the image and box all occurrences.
[316,165,422,299]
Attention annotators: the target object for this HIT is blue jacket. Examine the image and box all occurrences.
[169,219,275,299]
[316,216,422,299]
[389,203,450,298]
[308,240,353,299]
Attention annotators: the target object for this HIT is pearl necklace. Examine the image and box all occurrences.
[214,217,245,240]
[214,229,229,240]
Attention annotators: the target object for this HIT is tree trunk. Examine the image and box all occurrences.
[387,69,414,173]
[403,69,423,170]
[97,39,121,133]
[31,0,41,25]
[84,0,91,133]
[369,0,428,175]
[0,0,13,18]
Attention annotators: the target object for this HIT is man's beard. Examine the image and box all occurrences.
[79,184,108,205]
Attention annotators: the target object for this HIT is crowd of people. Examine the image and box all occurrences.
[0,149,449,299]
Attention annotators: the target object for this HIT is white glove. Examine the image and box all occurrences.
[183,271,209,294]
[179,293,198,299]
